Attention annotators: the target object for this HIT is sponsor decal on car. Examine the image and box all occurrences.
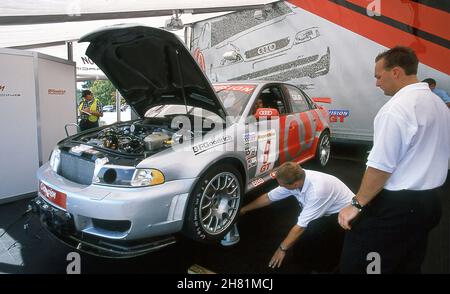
[245,146,258,159]
[329,109,350,123]
[243,132,257,143]
[192,135,233,155]
[251,178,265,187]
[257,109,277,116]
[247,157,257,169]
[257,129,276,141]
[213,84,256,93]
[39,181,67,209]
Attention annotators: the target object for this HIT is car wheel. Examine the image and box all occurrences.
[183,164,243,243]
[315,131,331,167]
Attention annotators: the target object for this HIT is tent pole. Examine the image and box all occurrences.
[66,41,73,61]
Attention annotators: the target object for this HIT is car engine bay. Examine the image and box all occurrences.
[70,116,217,157]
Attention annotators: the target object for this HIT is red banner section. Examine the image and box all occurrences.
[347,0,449,41]
[288,0,450,75]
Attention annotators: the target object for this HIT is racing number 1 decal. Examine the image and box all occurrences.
[255,128,278,177]
[260,140,271,173]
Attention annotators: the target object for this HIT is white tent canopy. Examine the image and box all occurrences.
[0,0,277,48]
[1,0,277,80]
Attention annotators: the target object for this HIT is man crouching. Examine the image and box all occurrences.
[240,162,354,272]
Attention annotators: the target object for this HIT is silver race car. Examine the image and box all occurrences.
[31,25,331,258]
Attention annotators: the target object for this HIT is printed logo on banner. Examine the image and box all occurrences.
[329,110,350,123]
[48,89,66,95]
[0,84,21,97]
[75,50,103,76]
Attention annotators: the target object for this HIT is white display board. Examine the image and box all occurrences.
[37,55,77,162]
[0,48,76,203]
[0,50,40,202]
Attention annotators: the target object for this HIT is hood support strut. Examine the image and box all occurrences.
[175,48,189,115]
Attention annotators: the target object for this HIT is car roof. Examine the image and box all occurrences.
[212,81,297,88]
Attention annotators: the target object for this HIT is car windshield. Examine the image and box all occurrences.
[214,84,256,118]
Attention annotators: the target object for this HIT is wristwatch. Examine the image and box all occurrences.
[351,196,364,211]
[279,245,288,252]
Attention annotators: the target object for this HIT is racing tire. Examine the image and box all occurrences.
[183,164,243,243]
[315,131,331,167]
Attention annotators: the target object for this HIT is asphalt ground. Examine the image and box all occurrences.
[0,143,448,274]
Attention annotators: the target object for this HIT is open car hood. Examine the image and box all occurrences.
[79,25,226,119]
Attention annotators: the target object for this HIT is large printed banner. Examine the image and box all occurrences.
[191,1,449,142]
[73,42,106,80]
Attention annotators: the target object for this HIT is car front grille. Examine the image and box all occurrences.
[58,152,95,185]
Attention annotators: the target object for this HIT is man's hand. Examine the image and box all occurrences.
[268,248,286,268]
[82,108,91,114]
[338,205,360,230]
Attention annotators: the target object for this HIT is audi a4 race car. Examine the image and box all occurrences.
[31,25,331,258]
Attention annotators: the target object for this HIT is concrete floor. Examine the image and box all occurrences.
[0,143,448,274]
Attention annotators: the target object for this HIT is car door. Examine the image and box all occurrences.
[246,85,288,180]
[281,84,318,162]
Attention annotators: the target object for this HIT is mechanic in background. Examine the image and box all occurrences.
[422,78,450,108]
[78,90,103,131]
[338,47,450,273]
[240,162,354,272]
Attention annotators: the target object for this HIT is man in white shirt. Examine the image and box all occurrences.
[338,46,450,273]
[240,162,354,272]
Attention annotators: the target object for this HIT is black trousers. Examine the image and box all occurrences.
[79,119,99,131]
[340,189,442,274]
[293,213,345,272]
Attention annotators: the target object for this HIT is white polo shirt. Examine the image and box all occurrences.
[267,170,354,228]
[367,82,450,191]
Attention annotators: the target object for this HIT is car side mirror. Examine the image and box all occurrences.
[254,108,279,120]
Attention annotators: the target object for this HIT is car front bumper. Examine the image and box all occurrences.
[34,163,197,257]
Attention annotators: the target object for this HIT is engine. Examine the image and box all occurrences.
[76,122,191,155]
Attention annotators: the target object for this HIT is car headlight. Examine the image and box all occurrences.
[93,167,165,187]
[49,148,61,172]
[131,169,165,187]
[294,27,320,45]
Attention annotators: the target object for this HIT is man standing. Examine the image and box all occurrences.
[241,162,354,272]
[338,46,450,273]
[78,90,103,131]
[422,78,450,108]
